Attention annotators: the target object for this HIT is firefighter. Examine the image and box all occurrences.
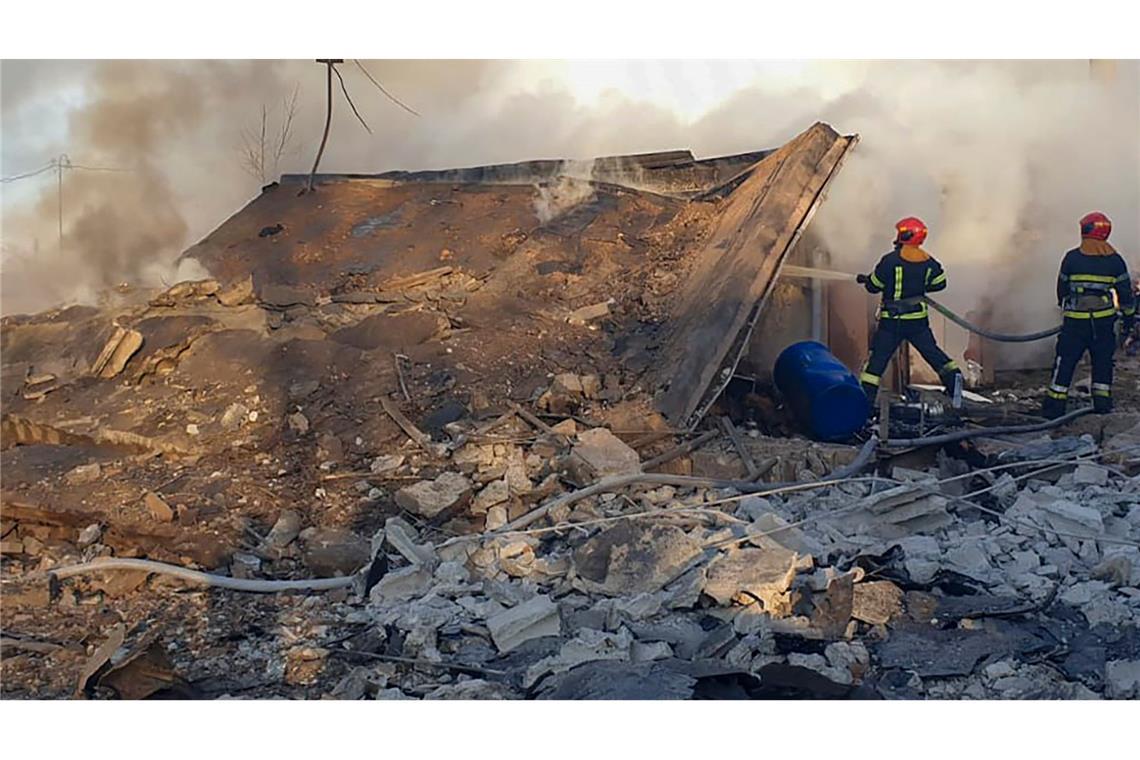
[1042,211,1136,418]
[855,216,964,410]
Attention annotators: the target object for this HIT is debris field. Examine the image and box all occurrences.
[2,121,1139,700]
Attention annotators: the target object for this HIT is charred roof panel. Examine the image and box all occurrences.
[650,122,857,426]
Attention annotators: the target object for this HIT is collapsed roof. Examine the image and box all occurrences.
[191,121,853,424]
[2,121,854,460]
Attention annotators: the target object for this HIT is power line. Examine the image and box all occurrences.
[1,157,130,183]
[1,162,56,183]
[67,163,131,173]
[352,59,421,117]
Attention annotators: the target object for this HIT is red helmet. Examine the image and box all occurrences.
[894,216,928,246]
[1079,211,1111,241]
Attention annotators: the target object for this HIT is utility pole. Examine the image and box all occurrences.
[56,154,71,256]
[306,59,343,193]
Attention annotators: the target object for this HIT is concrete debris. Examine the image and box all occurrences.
[485,506,508,531]
[851,580,905,625]
[77,524,102,548]
[424,680,522,700]
[287,412,310,435]
[370,454,406,476]
[382,517,437,566]
[567,301,611,326]
[1072,464,1109,487]
[703,547,799,606]
[300,528,370,577]
[217,275,254,307]
[573,523,703,597]
[1105,660,1140,699]
[486,595,561,654]
[473,479,510,513]
[266,510,303,549]
[220,402,249,432]
[631,640,674,663]
[395,472,472,519]
[143,491,175,523]
[65,463,102,485]
[90,327,144,379]
[7,130,1140,704]
[524,627,633,688]
[570,427,641,478]
[369,565,435,604]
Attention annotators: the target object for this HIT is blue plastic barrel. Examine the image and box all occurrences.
[773,341,869,442]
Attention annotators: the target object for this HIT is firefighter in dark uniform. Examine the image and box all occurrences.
[1042,211,1136,418]
[855,216,964,409]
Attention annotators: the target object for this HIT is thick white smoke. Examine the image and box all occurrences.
[2,60,1137,331]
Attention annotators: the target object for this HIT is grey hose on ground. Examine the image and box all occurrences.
[925,297,1062,342]
[48,557,355,593]
[882,407,1094,448]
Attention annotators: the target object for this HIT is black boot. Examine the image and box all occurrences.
[1041,396,1066,420]
[862,382,879,410]
[1093,395,1113,415]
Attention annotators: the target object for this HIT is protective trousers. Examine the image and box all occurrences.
[859,318,961,407]
[1042,315,1117,418]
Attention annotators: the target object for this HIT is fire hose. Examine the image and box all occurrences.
[781,265,1064,343]
[924,297,1061,343]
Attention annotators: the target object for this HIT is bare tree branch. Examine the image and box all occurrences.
[352,59,420,117]
[238,84,303,185]
[333,64,372,134]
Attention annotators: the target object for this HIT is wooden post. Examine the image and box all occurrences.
[306,59,344,193]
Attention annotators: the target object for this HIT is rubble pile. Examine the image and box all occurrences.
[2,123,1139,699]
[4,393,1139,699]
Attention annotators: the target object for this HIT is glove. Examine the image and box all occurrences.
[855,274,869,285]
[1121,315,1136,347]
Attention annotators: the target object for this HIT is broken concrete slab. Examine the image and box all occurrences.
[1105,660,1140,699]
[266,510,302,549]
[472,479,510,514]
[572,523,703,597]
[571,428,641,478]
[382,517,437,566]
[1073,464,1109,487]
[369,565,435,605]
[945,541,995,582]
[631,640,674,663]
[524,627,633,688]
[747,511,825,557]
[90,326,144,379]
[395,472,472,519]
[486,595,561,654]
[567,301,611,326]
[1038,499,1105,533]
[703,547,798,606]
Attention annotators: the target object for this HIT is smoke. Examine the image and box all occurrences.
[2,60,1138,341]
[801,61,1140,365]
[532,160,597,223]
